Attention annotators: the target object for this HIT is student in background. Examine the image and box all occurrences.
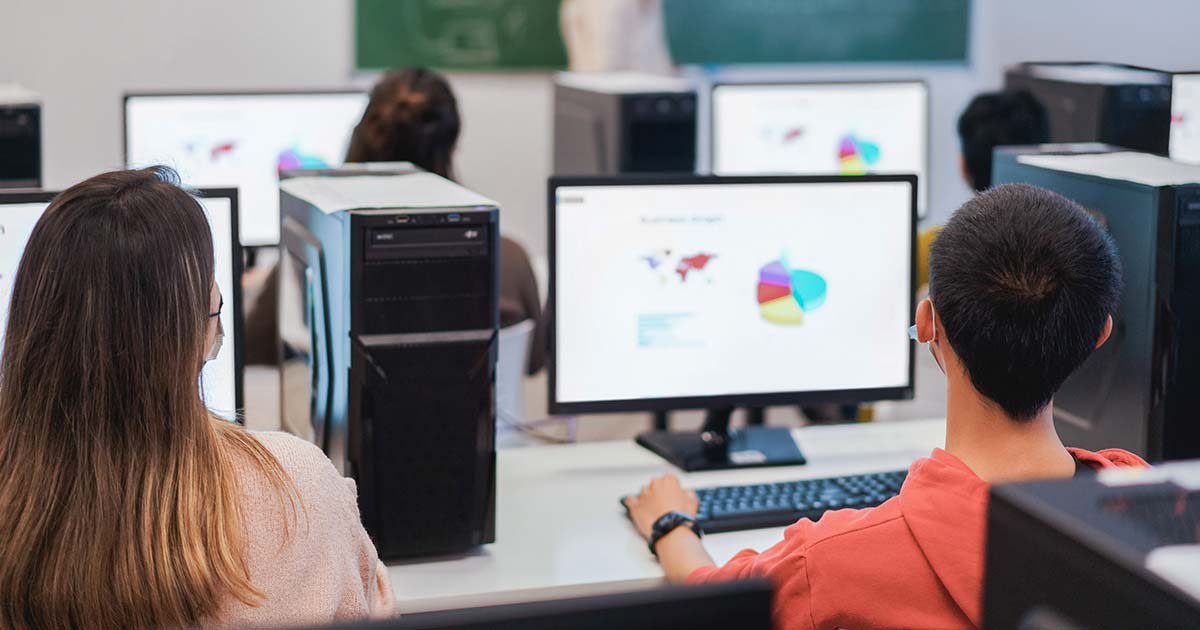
[957,90,1050,192]
[346,67,546,374]
[245,68,546,373]
[0,168,394,629]
[623,184,1146,630]
[912,90,1048,290]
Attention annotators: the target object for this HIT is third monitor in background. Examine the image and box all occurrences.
[711,80,929,217]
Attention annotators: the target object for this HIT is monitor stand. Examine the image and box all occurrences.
[635,407,807,472]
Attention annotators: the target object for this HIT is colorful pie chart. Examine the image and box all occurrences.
[757,259,827,325]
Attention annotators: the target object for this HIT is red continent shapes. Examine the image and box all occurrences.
[675,253,715,281]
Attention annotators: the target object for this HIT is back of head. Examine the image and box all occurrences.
[346,67,461,179]
[0,167,289,629]
[958,90,1049,191]
[929,183,1122,420]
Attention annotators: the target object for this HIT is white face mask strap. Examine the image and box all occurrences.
[205,319,224,363]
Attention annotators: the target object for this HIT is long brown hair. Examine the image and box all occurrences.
[345,67,461,179]
[0,167,293,628]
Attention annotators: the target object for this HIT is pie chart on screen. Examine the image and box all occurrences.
[756,258,827,326]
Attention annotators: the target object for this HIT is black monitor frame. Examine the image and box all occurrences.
[0,187,245,418]
[547,173,918,417]
[313,580,774,629]
[195,187,245,417]
[709,79,930,215]
[120,89,368,247]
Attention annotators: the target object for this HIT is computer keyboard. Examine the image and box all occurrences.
[692,470,907,533]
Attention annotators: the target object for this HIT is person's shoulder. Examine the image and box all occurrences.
[249,431,335,473]
[244,431,356,503]
[786,499,907,551]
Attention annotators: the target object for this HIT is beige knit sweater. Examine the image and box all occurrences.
[210,431,396,626]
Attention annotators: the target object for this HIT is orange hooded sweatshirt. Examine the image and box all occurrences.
[688,447,1147,630]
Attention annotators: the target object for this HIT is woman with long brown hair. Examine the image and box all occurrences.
[0,167,394,628]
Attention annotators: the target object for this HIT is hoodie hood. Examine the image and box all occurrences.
[898,447,1146,627]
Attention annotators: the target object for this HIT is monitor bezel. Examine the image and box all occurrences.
[708,79,930,216]
[193,187,245,418]
[120,89,368,247]
[547,173,918,416]
[1169,72,1200,161]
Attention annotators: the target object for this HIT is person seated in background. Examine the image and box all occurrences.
[0,167,393,629]
[245,67,546,374]
[958,89,1050,192]
[343,67,546,373]
[623,183,1146,630]
[912,90,1049,290]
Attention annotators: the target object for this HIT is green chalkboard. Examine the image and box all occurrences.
[663,0,970,65]
[355,0,567,71]
[355,0,969,71]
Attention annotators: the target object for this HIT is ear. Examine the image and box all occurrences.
[1095,314,1114,350]
[915,298,936,343]
[959,154,973,190]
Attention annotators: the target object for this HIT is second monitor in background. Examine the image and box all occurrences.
[123,90,369,246]
[550,174,916,470]
[711,81,929,215]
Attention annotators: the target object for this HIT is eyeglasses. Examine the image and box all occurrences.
[209,294,223,319]
[908,324,919,341]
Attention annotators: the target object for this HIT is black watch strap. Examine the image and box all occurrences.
[648,511,702,556]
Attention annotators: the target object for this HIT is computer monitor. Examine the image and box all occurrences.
[0,188,243,418]
[123,90,369,246]
[306,580,774,630]
[711,81,929,215]
[550,174,916,470]
[1170,72,1200,163]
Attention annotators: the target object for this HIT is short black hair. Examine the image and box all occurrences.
[929,184,1122,420]
[958,90,1049,191]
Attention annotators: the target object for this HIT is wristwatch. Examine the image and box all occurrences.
[648,511,702,556]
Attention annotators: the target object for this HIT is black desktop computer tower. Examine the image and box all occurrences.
[0,86,40,189]
[984,468,1200,628]
[1004,62,1172,155]
[994,145,1200,461]
[553,72,697,175]
[278,171,497,558]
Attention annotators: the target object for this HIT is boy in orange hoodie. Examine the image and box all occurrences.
[624,183,1148,630]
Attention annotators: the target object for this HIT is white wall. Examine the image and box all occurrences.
[2,0,1199,253]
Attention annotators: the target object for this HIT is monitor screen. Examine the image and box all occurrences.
[551,176,915,412]
[1170,73,1200,163]
[124,91,369,246]
[0,190,241,418]
[711,82,928,215]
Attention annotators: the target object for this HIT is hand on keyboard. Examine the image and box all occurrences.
[622,470,908,534]
[622,474,699,540]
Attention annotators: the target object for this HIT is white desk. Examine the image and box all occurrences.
[387,418,946,613]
